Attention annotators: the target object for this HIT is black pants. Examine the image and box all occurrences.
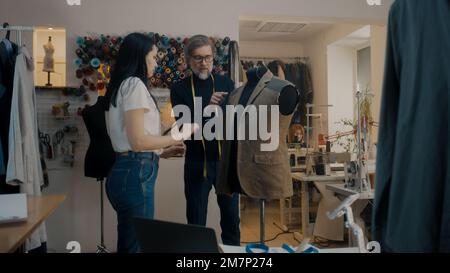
[184,160,240,246]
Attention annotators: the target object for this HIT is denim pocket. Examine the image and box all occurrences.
[139,159,155,182]
[109,168,130,193]
[139,159,159,196]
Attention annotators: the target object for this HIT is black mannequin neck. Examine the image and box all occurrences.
[84,95,106,111]
[96,95,106,103]
[91,95,105,107]
[246,66,267,84]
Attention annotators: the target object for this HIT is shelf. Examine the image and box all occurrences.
[36,86,78,90]
[53,116,71,119]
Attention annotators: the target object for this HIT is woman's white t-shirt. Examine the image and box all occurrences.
[106,77,161,153]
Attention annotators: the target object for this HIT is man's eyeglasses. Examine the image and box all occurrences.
[192,55,214,63]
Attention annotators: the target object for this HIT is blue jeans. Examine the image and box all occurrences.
[106,151,159,253]
[184,160,240,246]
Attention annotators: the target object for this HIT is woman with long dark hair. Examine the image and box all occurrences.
[104,32,196,253]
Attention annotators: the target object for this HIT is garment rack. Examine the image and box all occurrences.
[0,24,35,47]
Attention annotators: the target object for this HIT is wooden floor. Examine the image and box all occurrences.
[239,197,348,249]
[240,198,299,247]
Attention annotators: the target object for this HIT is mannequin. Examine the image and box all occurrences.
[217,66,299,243]
[81,95,116,253]
[82,95,115,179]
[218,65,299,198]
[43,36,55,87]
[43,36,55,73]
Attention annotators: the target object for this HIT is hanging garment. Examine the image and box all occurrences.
[241,60,255,71]
[240,62,247,84]
[0,69,5,175]
[278,64,286,80]
[302,62,314,109]
[290,63,313,126]
[0,135,4,175]
[373,0,450,252]
[0,38,19,193]
[267,61,279,76]
[267,60,286,80]
[38,138,49,189]
[6,47,47,250]
[227,40,240,88]
[285,64,301,124]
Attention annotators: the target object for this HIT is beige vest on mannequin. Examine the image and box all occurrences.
[217,70,294,200]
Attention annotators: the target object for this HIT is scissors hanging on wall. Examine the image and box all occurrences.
[39,131,53,159]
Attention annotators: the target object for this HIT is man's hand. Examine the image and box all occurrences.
[160,143,186,158]
[209,92,228,105]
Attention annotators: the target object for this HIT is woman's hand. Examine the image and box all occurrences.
[160,143,186,159]
[126,109,181,151]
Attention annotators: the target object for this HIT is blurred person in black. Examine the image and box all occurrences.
[373,0,450,252]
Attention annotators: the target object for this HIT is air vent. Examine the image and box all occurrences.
[240,20,263,28]
[257,22,306,33]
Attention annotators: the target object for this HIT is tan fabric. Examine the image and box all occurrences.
[277,65,285,80]
[217,70,294,200]
[240,62,247,84]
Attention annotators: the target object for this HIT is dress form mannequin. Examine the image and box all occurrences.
[43,36,55,72]
[81,95,116,252]
[43,36,54,86]
[82,96,115,179]
[220,65,300,243]
[243,65,298,114]
[227,65,299,194]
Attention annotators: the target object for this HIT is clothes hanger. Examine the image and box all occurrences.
[3,22,11,40]
[256,60,268,80]
[1,23,14,56]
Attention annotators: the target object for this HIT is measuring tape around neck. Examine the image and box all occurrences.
[190,74,222,178]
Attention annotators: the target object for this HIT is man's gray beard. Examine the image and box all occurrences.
[193,70,211,80]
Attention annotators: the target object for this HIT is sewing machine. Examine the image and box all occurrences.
[288,147,312,172]
[327,194,380,253]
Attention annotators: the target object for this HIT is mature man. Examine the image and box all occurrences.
[170,35,240,245]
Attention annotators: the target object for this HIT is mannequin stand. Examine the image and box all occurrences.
[96,178,108,253]
[259,199,265,244]
[45,71,52,87]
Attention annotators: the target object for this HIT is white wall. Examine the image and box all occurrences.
[302,24,365,144]
[327,44,354,152]
[301,23,387,145]
[239,41,303,59]
[370,25,388,143]
[357,46,371,92]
